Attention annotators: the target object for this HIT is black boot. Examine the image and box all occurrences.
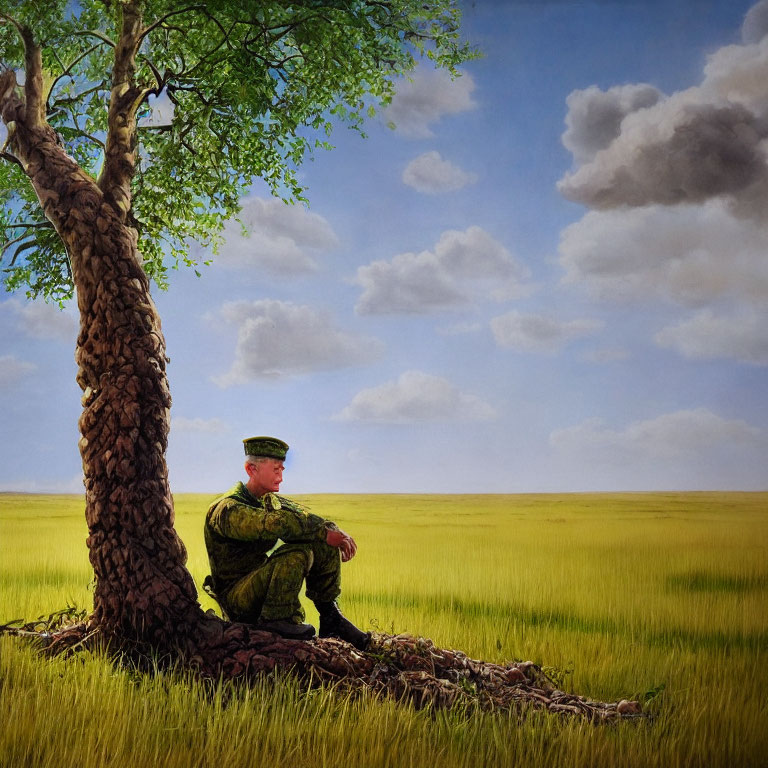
[255,617,316,641]
[315,601,370,651]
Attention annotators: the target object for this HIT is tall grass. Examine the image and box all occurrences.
[2,491,767,767]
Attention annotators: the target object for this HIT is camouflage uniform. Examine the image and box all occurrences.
[204,482,341,624]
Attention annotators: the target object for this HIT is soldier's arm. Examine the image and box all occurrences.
[208,498,329,543]
[271,497,357,559]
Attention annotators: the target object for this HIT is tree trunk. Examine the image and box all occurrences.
[3,111,201,646]
[73,191,202,645]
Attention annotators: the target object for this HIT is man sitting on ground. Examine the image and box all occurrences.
[203,436,369,650]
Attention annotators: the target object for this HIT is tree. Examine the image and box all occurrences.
[1,0,469,644]
[0,0,638,719]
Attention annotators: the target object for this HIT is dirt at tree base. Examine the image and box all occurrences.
[1,613,644,722]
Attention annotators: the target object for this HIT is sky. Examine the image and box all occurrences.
[1,0,767,494]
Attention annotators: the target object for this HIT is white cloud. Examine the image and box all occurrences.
[743,0,768,45]
[384,67,477,139]
[354,226,529,314]
[213,299,383,385]
[215,196,338,273]
[490,310,602,353]
[334,370,496,423]
[172,416,230,433]
[0,355,36,388]
[655,308,768,365]
[0,298,77,341]
[402,151,478,194]
[551,408,761,459]
[558,201,768,307]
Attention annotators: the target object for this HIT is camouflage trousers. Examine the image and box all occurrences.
[223,540,341,624]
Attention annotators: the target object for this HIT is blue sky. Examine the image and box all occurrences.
[2,0,767,493]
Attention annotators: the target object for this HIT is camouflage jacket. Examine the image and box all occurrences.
[204,482,331,597]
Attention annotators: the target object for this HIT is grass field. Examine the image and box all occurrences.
[1,491,767,767]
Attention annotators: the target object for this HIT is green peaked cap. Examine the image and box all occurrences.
[243,436,289,460]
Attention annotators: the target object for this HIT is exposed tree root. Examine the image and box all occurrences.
[1,612,644,722]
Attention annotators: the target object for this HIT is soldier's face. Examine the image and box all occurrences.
[249,458,284,494]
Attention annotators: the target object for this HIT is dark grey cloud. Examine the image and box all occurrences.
[559,101,768,210]
[559,11,768,219]
[562,84,662,165]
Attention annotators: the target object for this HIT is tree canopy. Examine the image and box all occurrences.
[0,0,475,302]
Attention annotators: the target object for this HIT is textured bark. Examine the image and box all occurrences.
[0,7,203,648]
[1,53,201,652]
[5,103,201,645]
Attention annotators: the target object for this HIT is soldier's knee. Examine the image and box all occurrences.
[272,545,314,573]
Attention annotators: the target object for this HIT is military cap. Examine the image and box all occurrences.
[243,436,289,460]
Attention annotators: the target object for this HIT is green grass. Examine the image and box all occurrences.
[2,491,767,767]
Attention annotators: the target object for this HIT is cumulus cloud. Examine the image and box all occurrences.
[215,197,338,273]
[333,370,496,423]
[354,226,529,314]
[213,299,382,385]
[558,14,768,219]
[0,355,36,388]
[384,67,477,139]
[0,298,77,341]
[559,99,768,213]
[562,84,663,165]
[402,151,478,194]
[558,201,768,306]
[655,308,768,365]
[172,416,230,433]
[743,0,768,44]
[551,408,761,459]
[490,310,602,353]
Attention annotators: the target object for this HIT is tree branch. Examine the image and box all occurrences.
[46,44,108,109]
[74,29,116,48]
[99,0,144,216]
[0,150,23,168]
[3,221,54,231]
[2,237,38,266]
[138,5,208,44]
[0,11,25,38]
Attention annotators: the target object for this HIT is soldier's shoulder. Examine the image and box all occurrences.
[274,494,306,513]
[207,484,259,517]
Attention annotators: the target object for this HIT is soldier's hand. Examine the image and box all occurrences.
[326,528,357,562]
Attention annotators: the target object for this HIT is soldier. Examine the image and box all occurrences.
[203,436,369,650]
